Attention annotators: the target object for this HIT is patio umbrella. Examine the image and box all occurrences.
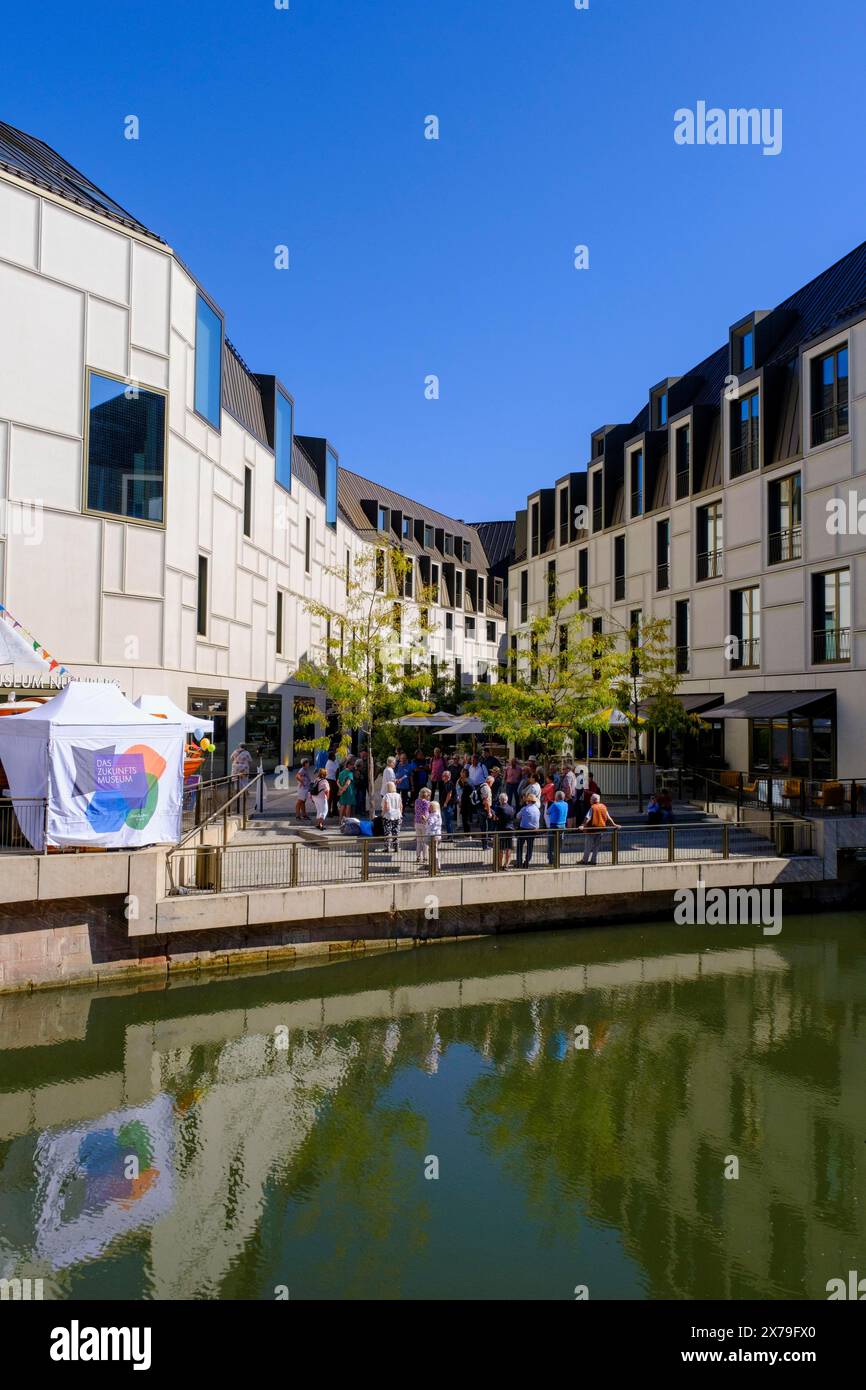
[397,712,456,728]
[440,715,487,736]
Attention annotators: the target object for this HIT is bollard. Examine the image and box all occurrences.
[290,843,299,889]
[361,840,369,882]
[668,825,675,863]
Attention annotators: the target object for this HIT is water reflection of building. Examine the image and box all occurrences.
[0,927,863,1299]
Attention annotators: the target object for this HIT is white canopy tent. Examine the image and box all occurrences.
[134,694,214,739]
[0,682,185,850]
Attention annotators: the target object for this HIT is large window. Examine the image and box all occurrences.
[656,518,670,591]
[276,590,284,655]
[675,599,689,673]
[730,587,760,669]
[613,534,626,602]
[812,569,851,664]
[194,294,222,428]
[275,389,293,493]
[304,516,312,574]
[811,344,849,446]
[696,501,723,580]
[86,372,166,523]
[243,467,253,538]
[559,486,570,546]
[630,450,644,517]
[520,569,528,624]
[325,447,338,528]
[197,555,208,637]
[730,391,760,477]
[768,473,802,564]
[592,471,603,531]
[530,500,541,557]
[735,327,754,372]
[675,425,690,499]
[578,547,588,609]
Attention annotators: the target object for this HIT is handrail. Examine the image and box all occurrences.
[175,771,265,850]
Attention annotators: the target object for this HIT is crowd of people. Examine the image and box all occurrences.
[289,745,645,868]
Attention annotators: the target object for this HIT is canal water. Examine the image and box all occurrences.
[1,912,864,1301]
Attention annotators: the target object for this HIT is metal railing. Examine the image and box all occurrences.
[164,818,814,896]
[0,797,48,853]
[730,439,759,477]
[166,772,264,889]
[768,526,802,564]
[811,402,848,447]
[656,562,670,591]
[812,627,850,664]
[181,774,247,832]
[688,768,863,819]
[675,468,690,500]
[696,548,723,581]
[730,636,760,669]
[675,644,690,674]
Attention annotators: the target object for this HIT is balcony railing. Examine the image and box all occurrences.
[811,402,849,447]
[730,635,760,669]
[592,506,603,532]
[675,468,690,500]
[656,562,670,591]
[675,644,690,674]
[696,548,723,581]
[630,491,643,518]
[768,526,802,564]
[813,627,851,664]
[614,575,626,602]
[730,439,759,477]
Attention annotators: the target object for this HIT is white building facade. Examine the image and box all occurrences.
[0,125,505,774]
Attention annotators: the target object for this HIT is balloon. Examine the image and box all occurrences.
[200,737,212,751]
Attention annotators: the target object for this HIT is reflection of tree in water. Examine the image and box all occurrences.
[221,1018,433,1301]
[458,963,853,1300]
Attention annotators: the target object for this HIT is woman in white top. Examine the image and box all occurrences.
[312,773,330,830]
[381,779,403,853]
[379,756,397,806]
[425,801,443,871]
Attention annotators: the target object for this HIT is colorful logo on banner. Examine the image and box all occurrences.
[71,743,166,832]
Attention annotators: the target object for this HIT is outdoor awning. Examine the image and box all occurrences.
[709,690,835,720]
[638,693,725,717]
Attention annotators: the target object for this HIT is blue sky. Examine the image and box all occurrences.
[4,0,866,521]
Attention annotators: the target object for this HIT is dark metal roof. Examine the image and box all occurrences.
[711,690,834,719]
[223,340,268,444]
[337,468,491,567]
[470,520,516,569]
[0,120,164,243]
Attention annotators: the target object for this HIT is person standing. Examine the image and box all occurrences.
[294,758,311,821]
[337,758,356,821]
[579,792,619,865]
[494,793,515,869]
[440,771,455,835]
[505,758,522,807]
[515,794,540,868]
[230,743,253,783]
[414,786,432,867]
[478,775,496,851]
[425,799,443,872]
[395,753,412,811]
[381,778,403,854]
[312,771,330,830]
[430,746,445,802]
[546,789,569,864]
[458,770,474,836]
[467,754,487,789]
[324,748,340,817]
[379,756,397,808]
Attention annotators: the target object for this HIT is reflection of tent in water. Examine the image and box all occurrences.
[0,682,184,851]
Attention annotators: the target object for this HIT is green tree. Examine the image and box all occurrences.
[470,589,618,757]
[298,544,435,810]
[605,611,698,811]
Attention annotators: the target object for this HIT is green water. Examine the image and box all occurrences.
[1,912,864,1301]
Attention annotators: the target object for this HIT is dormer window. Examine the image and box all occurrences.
[735,326,754,373]
[463,539,472,564]
[652,391,668,429]
[592,432,605,458]
[377,505,390,532]
[424,523,434,548]
[444,533,454,556]
[630,450,644,517]
[402,514,411,539]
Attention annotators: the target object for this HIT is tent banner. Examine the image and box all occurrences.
[47,732,184,847]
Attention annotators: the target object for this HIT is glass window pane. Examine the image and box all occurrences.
[275,391,293,492]
[194,296,222,427]
[87,373,165,522]
[325,448,338,528]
